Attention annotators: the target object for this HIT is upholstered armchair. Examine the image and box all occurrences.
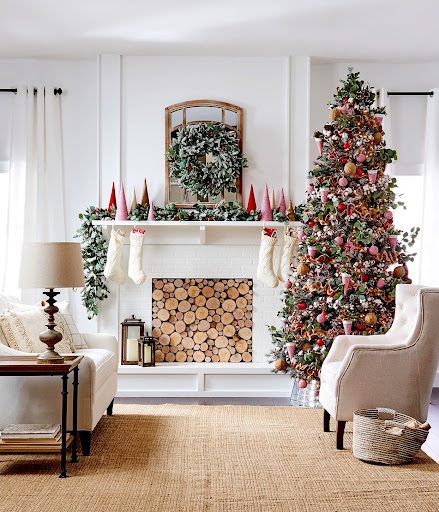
[319,284,439,449]
[0,332,118,456]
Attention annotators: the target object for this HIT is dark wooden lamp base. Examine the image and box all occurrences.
[38,288,64,364]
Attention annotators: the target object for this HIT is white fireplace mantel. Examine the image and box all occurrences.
[93,220,301,245]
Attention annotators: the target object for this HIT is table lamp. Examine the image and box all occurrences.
[19,242,85,364]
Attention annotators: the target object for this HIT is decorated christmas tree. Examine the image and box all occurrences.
[269,70,419,387]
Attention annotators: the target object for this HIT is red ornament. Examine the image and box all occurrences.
[316,338,324,346]
[343,143,350,149]
[343,97,348,102]
[297,302,307,311]
[187,165,193,171]
[338,203,346,211]
[246,185,257,213]
[341,157,347,164]
[356,168,363,177]
[356,322,366,330]
[360,274,369,282]
[308,220,315,227]
[108,181,117,210]
[323,311,328,318]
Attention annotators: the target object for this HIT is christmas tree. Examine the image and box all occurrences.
[269,70,419,387]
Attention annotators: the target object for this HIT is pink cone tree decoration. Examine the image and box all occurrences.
[115,183,129,220]
[260,185,272,221]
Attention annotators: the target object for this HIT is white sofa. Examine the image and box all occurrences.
[320,284,439,449]
[0,301,118,455]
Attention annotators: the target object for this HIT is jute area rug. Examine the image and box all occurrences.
[0,404,438,512]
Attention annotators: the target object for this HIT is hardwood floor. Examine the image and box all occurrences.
[116,389,439,463]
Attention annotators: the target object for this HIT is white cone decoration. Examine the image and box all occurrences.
[341,272,351,295]
[257,232,279,288]
[343,319,352,335]
[277,231,298,282]
[104,228,126,284]
[128,229,146,285]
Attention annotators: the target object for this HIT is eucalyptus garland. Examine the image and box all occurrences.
[167,122,247,199]
[76,207,113,319]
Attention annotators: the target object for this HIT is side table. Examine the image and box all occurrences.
[0,355,83,478]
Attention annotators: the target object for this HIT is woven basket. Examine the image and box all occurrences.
[353,408,429,465]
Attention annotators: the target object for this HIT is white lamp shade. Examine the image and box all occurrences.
[19,242,85,289]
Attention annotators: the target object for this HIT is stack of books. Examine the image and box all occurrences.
[0,424,68,451]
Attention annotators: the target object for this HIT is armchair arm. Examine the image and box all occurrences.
[324,334,391,365]
[0,344,33,356]
[81,333,118,354]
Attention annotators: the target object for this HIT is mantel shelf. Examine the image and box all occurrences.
[93,220,301,245]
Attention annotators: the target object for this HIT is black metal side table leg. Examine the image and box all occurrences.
[71,367,79,463]
[59,374,68,478]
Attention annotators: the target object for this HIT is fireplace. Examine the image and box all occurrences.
[151,278,253,363]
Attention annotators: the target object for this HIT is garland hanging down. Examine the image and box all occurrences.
[166,122,247,199]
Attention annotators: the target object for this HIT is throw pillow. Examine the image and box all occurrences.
[56,301,87,350]
[0,308,74,354]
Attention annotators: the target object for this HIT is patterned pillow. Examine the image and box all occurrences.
[56,302,87,350]
[0,308,75,354]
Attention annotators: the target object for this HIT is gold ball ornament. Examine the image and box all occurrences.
[297,262,308,276]
[274,358,287,372]
[365,312,377,326]
[393,266,406,279]
[302,342,312,352]
[374,132,382,144]
[329,108,340,121]
[344,162,357,177]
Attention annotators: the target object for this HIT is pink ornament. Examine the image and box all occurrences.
[115,183,129,220]
[314,138,323,156]
[339,104,348,114]
[368,170,377,184]
[307,182,314,194]
[286,343,295,360]
[147,201,155,220]
[338,177,348,187]
[376,278,386,289]
[278,188,287,214]
[356,154,366,163]
[384,210,393,220]
[260,185,272,221]
[343,319,352,335]
[297,228,305,240]
[389,235,398,249]
[320,187,328,203]
[317,312,325,323]
[284,279,292,289]
[298,379,308,389]
[307,246,317,258]
[341,272,350,295]
[369,245,379,256]
[374,114,384,125]
[335,236,344,246]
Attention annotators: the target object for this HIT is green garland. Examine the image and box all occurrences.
[77,201,297,318]
[166,122,247,199]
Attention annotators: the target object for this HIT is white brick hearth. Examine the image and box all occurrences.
[95,222,297,397]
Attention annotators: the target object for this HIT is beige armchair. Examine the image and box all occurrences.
[319,284,439,449]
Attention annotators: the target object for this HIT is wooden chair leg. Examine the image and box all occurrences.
[323,409,330,432]
[336,420,346,450]
[79,431,92,456]
[107,398,114,416]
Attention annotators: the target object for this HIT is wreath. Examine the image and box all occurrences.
[166,122,247,199]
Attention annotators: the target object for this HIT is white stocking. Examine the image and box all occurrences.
[277,231,298,282]
[257,231,279,288]
[104,228,126,285]
[128,230,146,285]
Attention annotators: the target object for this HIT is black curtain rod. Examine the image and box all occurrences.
[0,87,62,95]
[376,91,433,97]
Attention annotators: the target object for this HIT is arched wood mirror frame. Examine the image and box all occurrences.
[165,100,244,208]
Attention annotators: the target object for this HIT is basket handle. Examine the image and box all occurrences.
[376,407,396,420]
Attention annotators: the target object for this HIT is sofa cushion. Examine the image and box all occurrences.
[0,308,74,353]
[76,348,118,391]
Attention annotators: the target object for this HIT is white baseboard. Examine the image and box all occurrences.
[116,362,293,398]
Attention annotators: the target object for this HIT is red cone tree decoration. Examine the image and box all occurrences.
[108,182,117,210]
[246,185,256,212]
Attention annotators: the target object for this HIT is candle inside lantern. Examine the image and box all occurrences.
[126,338,138,361]
[143,344,152,364]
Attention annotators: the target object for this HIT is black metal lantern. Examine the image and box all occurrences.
[138,336,155,367]
[121,315,145,365]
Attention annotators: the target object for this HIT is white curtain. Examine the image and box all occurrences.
[378,88,394,176]
[419,89,439,286]
[2,86,65,295]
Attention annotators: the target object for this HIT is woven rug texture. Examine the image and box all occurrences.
[0,404,438,512]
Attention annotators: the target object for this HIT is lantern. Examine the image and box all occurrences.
[138,336,155,367]
[121,315,145,365]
